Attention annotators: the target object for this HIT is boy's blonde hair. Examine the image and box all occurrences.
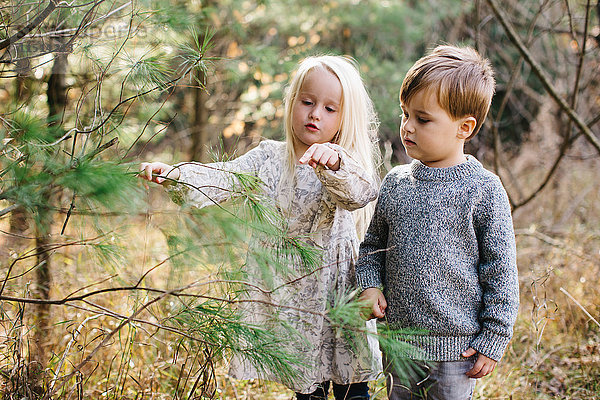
[282,55,381,239]
[400,45,496,139]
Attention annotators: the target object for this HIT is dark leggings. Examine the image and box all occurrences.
[295,381,370,400]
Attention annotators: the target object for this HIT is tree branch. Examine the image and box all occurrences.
[0,0,58,51]
[0,203,20,218]
[486,0,600,154]
[489,0,548,208]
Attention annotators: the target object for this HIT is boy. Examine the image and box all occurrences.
[357,45,519,399]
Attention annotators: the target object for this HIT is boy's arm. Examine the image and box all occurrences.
[356,178,390,290]
[470,177,519,362]
[313,143,378,211]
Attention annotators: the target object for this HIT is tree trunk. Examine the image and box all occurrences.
[6,59,31,256]
[31,42,69,371]
[14,58,31,100]
[47,52,68,128]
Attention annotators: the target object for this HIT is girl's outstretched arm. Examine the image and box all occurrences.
[153,141,275,208]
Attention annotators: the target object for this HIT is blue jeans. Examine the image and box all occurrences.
[295,381,370,400]
[384,356,476,400]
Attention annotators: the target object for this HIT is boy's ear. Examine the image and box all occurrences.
[457,116,477,140]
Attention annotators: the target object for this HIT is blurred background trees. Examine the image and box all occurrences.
[1,0,599,398]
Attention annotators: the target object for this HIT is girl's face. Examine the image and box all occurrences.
[291,67,343,157]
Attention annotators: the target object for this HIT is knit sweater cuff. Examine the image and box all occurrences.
[356,271,382,291]
[470,329,512,362]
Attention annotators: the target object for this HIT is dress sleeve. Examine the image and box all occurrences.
[470,177,520,361]
[313,143,378,211]
[165,140,274,208]
[355,176,390,290]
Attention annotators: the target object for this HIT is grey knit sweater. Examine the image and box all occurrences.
[356,155,519,362]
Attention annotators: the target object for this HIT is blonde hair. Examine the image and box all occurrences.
[399,45,496,139]
[282,55,381,239]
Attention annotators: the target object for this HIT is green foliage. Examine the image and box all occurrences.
[375,324,430,387]
[326,289,426,388]
[124,52,173,90]
[148,164,428,391]
[162,174,322,287]
[149,182,315,387]
[170,298,303,386]
[176,27,216,72]
[0,114,143,219]
[6,111,53,144]
[62,161,142,207]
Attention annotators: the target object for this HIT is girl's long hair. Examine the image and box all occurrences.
[282,55,381,239]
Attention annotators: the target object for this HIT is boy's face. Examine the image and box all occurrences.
[400,89,475,168]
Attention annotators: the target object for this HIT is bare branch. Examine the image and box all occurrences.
[0,0,58,51]
[489,0,549,208]
[486,0,600,154]
[0,203,20,218]
[51,287,174,395]
[560,287,600,328]
[515,227,596,262]
[568,0,592,121]
[513,0,596,209]
[562,0,576,43]
[502,0,595,210]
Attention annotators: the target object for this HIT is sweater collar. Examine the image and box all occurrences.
[410,155,482,182]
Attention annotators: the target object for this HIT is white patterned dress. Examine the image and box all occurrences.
[166,140,382,393]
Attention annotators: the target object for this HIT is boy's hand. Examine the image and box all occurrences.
[139,162,180,188]
[462,348,497,378]
[358,287,387,320]
[298,143,341,171]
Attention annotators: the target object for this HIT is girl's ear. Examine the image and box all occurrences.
[457,116,477,140]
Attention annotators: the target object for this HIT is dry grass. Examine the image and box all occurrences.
[1,153,599,399]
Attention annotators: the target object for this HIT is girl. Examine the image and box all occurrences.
[139,55,381,399]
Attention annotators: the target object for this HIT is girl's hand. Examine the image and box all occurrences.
[359,287,387,320]
[298,143,341,171]
[139,162,180,188]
